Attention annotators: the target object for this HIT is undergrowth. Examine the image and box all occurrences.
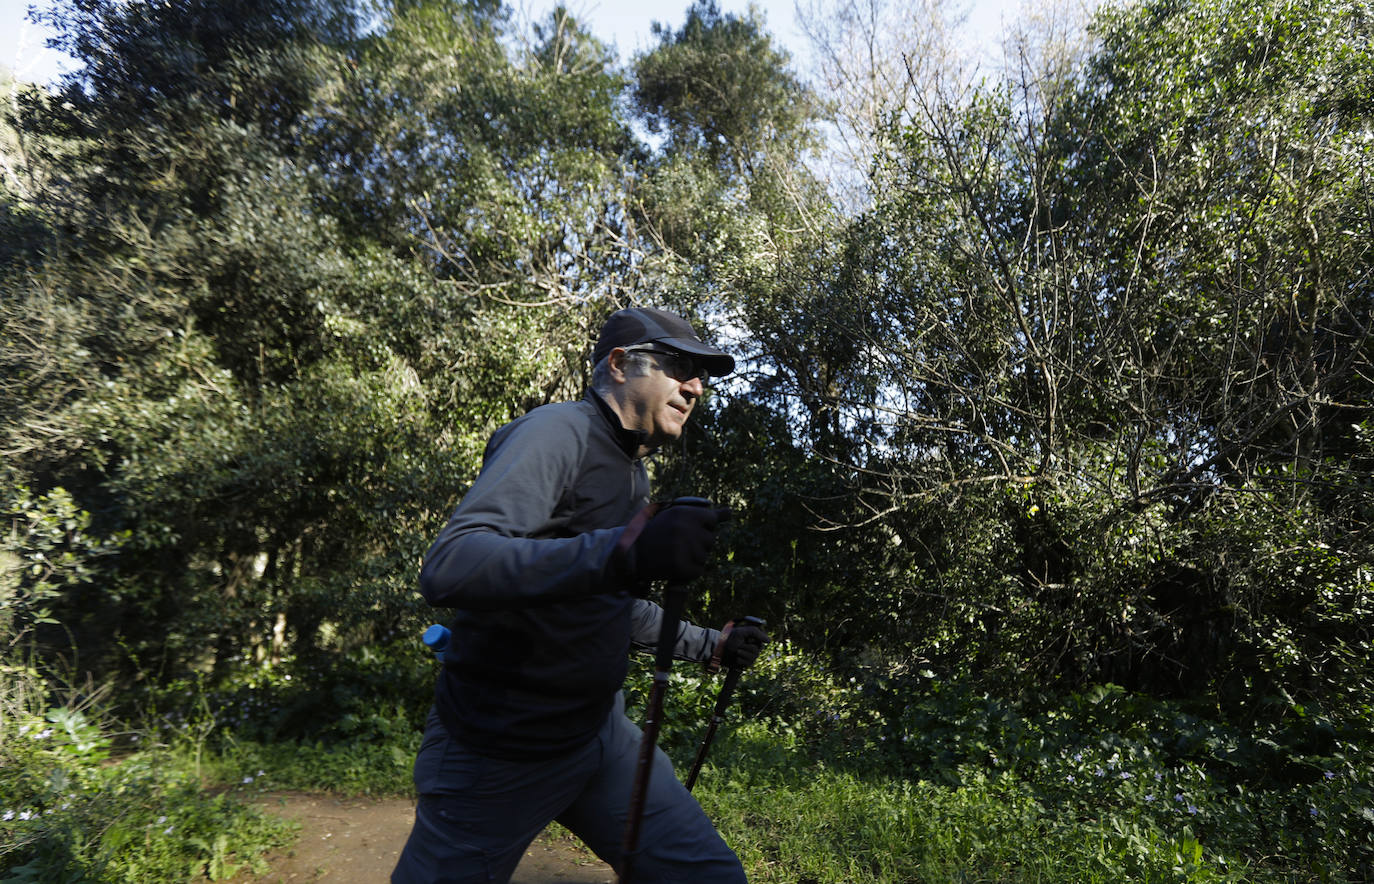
[0,659,294,883]
[696,643,1374,883]
[6,636,1371,882]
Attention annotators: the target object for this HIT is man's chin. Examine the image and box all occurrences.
[651,422,686,446]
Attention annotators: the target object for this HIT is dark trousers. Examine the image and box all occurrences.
[391,692,747,883]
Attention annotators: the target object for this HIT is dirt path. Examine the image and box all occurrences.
[223,792,614,883]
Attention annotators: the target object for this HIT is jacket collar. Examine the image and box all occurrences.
[586,389,650,457]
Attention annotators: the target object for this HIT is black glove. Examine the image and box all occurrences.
[721,624,769,670]
[627,502,724,584]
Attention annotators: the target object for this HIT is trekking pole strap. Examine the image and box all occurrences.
[705,620,737,675]
[615,501,662,558]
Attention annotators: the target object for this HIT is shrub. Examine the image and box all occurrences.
[0,659,293,882]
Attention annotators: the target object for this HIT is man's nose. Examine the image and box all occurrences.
[681,376,704,398]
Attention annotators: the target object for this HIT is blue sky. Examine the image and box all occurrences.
[3,0,1028,86]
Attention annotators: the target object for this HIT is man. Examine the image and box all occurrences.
[393,307,769,883]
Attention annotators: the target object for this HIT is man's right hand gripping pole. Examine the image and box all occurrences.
[623,496,728,589]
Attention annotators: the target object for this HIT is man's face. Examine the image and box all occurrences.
[615,346,707,447]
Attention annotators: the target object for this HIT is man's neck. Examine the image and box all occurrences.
[588,388,653,458]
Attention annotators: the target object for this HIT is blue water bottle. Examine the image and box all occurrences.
[422,624,451,662]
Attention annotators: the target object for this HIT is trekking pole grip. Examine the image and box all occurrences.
[655,582,689,673]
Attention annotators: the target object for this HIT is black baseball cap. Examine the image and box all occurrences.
[593,307,735,377]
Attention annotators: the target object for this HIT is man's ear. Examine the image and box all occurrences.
[606,347,630,382]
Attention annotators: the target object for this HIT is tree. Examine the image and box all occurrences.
[704,0,1372,708]
[316,2,653,416]
[630,1,894,647]
[796,0,965,212]
[2,0,827,688]
[2,0,454,675]
[636,0,813,177]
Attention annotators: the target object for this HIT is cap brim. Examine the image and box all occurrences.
[658,337,735,377]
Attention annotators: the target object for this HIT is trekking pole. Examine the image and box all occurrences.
[618,578,689,884]
[618,497,720,884]
[685,616,765,792]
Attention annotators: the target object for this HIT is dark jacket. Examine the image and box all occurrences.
[420,390,718,758]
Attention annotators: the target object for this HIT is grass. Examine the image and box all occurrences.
[650,648,1371,883]
[681,723,1255,883]
[208,730,421,797]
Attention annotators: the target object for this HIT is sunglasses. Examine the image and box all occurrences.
[624,345,710,385]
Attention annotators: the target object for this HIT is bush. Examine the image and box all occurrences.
[686,646,1374,881]
[0,659,294,882]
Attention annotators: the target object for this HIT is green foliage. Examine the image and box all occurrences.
[6,0,803,686]
[6,0,552,678]
[212,734,420,798]
[154,642,1371,882]
[693,0,1374,721]
[1067,0,1374,481]
[691,649,1374,881]
[589,647,1374,881]
[185,639,435,746]
[1,485,126,634]
[635,0,813,176]
[316,0,640,416]
[0,660,293,883]
[1,746,293,882]
[3,0,829,697]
